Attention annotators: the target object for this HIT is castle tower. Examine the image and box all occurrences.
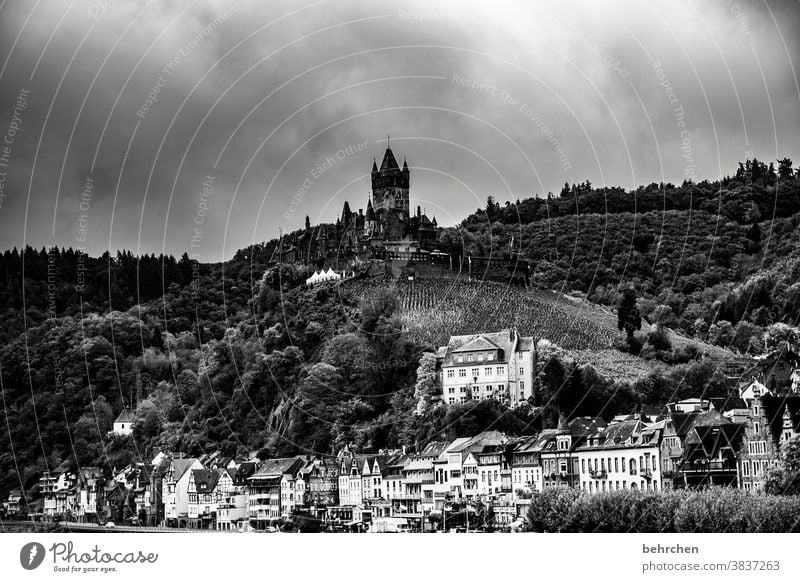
[371,145,410,232]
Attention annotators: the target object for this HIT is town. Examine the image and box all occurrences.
[4,329,798,533]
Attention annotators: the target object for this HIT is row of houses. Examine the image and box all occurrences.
[6,384,799,531]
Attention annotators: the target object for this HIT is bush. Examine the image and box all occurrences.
[647,325,672,352]
[525,487,581,532]
[525,487,800,533]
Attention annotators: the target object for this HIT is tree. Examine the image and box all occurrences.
[778,158,794,181]
[413,352,439,415]
[617,288,641,341]
[765,435,800,495]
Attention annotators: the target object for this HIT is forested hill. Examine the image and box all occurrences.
[1,157,800,501]
[442,157,800,342]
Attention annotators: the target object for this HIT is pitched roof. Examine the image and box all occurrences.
[568,417,607,437]
[114,408,133,423]
[191,469,220,493]
[170,458,198,482]
[452,336,501,353]
[251,457,304,478]
[762,395,800,444]
[379,147,400,172]
[442,330,528,366]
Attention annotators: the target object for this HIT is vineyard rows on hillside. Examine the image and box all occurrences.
[342,276,623,349]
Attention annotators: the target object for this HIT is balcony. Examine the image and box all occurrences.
[547,471,576,481]
[642,469,653,480]
[589,469,607,479]
[682,461,737,473]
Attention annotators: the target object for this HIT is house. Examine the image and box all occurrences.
[247,457,304,529]
[681,418,745,487]
[746,348,800,394]
[438,330,536,408]
[660,405,729,489]
[217,462,256,532]
[143,454,171,526]
[540,416,607,489]
[405,441,448,518]
[74,468,103,523]
[40,469,77,519]
[163,457,203,528]
[297,456,338,516]
[112,408,133,436]
[2,489,24,519]
[576,419,663,494]
[102,479,134,524]
[740,379,772,402]
[187,469,220,529]
[432,431,508,502]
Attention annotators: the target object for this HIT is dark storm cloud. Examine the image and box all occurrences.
[0,0,797,261]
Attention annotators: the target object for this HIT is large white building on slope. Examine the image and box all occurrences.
[437,329,536,408]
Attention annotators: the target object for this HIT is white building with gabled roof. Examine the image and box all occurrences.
[437,329,535,408]
[112,408,133,436]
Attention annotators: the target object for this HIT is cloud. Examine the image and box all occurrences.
[0,0,797,261]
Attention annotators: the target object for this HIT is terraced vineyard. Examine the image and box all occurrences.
[342,276,622,349]
[340,275,736,382]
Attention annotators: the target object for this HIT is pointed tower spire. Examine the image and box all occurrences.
[372,157,378,173]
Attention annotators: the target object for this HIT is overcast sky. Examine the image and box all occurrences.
[0,0,798,262]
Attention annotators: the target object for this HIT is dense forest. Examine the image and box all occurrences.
[445,157,800,347]
[1,157,799,501]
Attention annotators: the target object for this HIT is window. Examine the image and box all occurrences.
[614,458,619,473]
[743,461,750,476]
[468,355,473,362]
[652,456,657,471]
[448,387,455,394]
[629,459,637,475]
[485,367,492,376]
[581,459,586,473]
[459,369,466,378]
[496,366,503,375]
[471,368,479,377]
[754,422,760,434]
[447,369,454,378]
[519,367,524,375]
[520,381,524,392]
[488,353,494,361]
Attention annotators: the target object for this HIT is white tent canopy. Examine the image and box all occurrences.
[306,267,343,287]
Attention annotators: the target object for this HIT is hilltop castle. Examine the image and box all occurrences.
[277,144,439,264]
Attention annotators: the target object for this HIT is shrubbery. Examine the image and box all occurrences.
[525,487,800,532]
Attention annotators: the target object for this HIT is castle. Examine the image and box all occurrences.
[276,144,439,265]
